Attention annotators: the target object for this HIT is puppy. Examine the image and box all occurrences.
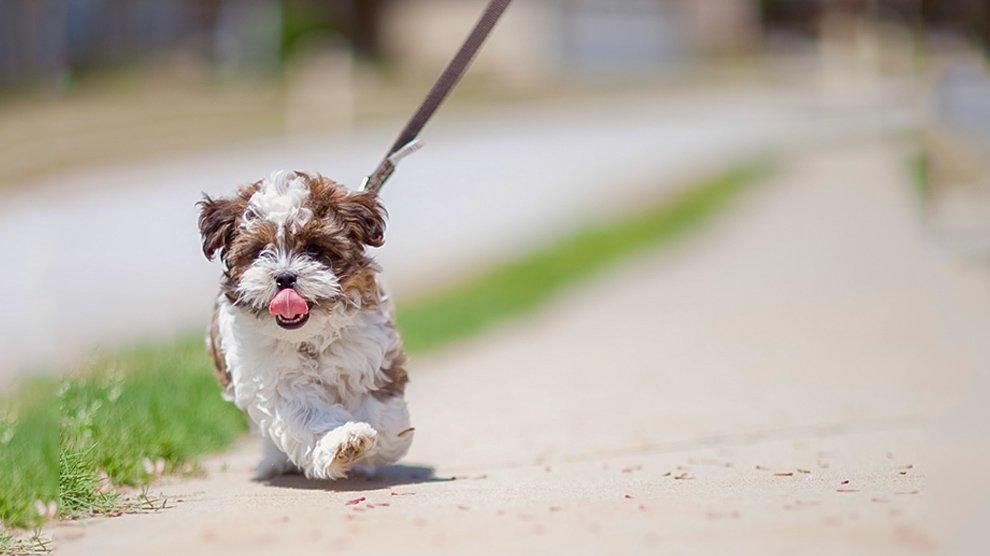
[198,170,412,480]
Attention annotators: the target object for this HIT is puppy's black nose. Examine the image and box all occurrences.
[274,272,297,289]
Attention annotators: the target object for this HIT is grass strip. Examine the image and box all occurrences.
[0,382,58,536]
[55,339,247,522]
[397,162,771,353]
[911,148,928,200]
[1,338,247,532]
[0,161,769,534]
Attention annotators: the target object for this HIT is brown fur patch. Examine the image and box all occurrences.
[373,346,409,400]
[287,217,367,281]
[221,220,278,304]
[339,265,382,307]
[197,181,259,260]
[208,303,231,389]
[298,173,386,247]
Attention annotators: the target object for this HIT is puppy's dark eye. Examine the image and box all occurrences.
[249,246,266,259]
[304,244,323,258]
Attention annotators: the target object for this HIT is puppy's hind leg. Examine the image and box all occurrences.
[255,436,299,479]
[353,394,414,474]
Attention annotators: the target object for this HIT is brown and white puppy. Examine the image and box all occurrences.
[198,170,412,479]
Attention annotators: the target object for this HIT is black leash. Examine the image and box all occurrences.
[361,0,513,195]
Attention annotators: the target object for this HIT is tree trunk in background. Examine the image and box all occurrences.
[351,0,384,58]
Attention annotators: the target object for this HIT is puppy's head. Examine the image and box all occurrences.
[198,170,385,331]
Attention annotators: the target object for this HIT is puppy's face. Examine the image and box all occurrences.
[198,170,384,331]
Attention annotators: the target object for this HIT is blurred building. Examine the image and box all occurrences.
[924,63,990,259]
[1,0,989,91]
[382,0,760,86]
[0,0,226,87]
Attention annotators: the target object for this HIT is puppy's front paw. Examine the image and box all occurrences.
[311,422,378,480]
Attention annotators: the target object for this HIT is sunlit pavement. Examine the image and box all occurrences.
[0,83,917,382]
[53,141,990,554]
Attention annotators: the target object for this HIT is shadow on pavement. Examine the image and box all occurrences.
[259,463,451,492]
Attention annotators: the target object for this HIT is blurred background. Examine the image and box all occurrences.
[2,1,990,551]
[0,0,988,381]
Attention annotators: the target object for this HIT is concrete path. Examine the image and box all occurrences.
[0,83,916,382]
[53,141,990,554]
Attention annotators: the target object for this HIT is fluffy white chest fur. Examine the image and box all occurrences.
[214,294,413,479]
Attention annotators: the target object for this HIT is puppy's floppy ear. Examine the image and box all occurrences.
[197,194,245,260]
[338,191,386,248]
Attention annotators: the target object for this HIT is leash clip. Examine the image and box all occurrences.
[388,138,424,165]
[361,139,424,192]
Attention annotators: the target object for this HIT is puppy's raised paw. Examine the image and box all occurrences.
[312,422,378,480]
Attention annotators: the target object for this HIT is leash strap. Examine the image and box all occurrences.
[362,0,512,195]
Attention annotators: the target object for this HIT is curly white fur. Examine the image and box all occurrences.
[244,170,313,234]
[215,292,413,480]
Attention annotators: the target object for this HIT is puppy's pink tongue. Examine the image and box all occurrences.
[269,288,309,318]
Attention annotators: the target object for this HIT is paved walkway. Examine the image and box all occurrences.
[0,83,916,382]
[53,142,990,554]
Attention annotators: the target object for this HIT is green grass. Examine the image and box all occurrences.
[55,338,247,522]
[1,337,247,531]
[911,149,928,200]
[0,383,58,534]
[0,161,769,533]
